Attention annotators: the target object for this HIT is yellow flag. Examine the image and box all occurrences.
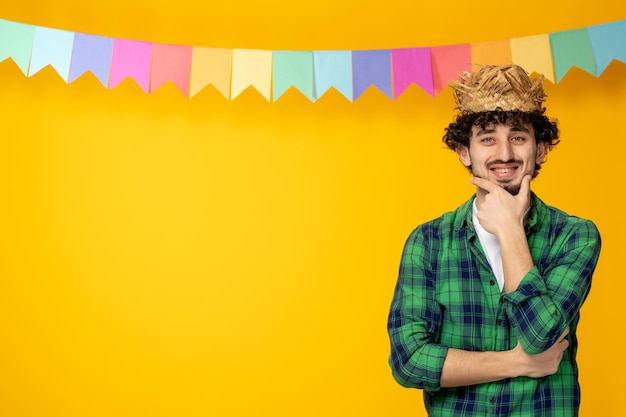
[510,34,555,83]
[190,47,233,98]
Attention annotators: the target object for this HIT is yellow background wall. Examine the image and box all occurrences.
[0,1,625,416]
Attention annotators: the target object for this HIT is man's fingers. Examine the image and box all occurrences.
[518,174,532,197]
[559,326,570,341]
[470,176,499,193]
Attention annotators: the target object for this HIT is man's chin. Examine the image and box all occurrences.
[502,183,522,195]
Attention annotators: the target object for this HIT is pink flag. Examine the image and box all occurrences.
[109,39,152,92]
[151,44,193,95]
[391,48,433,97]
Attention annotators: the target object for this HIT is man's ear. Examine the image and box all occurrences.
[456,145,471,167]
[536,142,547,164]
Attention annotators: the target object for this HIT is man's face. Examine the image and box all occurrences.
[456,123,547,195]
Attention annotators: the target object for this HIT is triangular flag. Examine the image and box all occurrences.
[588,19,626,75]
[189,47,232,99]
[109,39,152,92]
[313,51,353,101]
[431,44,471,95]
[29,26,75,81]
[549,28,596,82]
[69,33,113,86]
[391,48,433,97]
[272,51,313,101]
[231,49,272,100]
[150,43,193,95]
[471,40,512,66]
[0,19,35,75]
[352,50,392,100]
[510,34,555,83]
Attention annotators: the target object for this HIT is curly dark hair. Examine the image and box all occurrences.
[442,110,560,175]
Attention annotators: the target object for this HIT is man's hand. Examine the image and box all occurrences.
[512,326,570,378]
[470,175,532,237]
[439,327,571,387]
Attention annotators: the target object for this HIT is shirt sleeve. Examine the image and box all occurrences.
[502,218,601,354]
[387,225,448,391]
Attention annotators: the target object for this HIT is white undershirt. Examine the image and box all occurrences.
[472,200,504,292]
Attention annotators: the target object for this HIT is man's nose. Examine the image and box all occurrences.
[496,140,513,160]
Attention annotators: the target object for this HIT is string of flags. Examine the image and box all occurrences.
[1,17,625,102]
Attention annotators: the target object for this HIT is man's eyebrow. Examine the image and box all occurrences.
[510,125,532,133]
[474,128,495,136]
[474,125,532,136]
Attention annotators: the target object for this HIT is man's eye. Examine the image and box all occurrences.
[482,137,494,143]
[511,136,525,142]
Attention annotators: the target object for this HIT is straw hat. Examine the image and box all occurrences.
[450,65,546,113]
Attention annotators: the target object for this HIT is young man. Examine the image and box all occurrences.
[387,65,601,416]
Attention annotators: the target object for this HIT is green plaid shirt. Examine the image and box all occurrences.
[388,193,601,416]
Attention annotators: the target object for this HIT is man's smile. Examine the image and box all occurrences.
[488,162,521,181]
[491,166,517,179]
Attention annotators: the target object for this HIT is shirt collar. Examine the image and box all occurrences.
[525,192,545,233]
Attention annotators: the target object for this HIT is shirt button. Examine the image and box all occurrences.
[496,319,502,326]
[490,280,496,286]
[490,397,496,404]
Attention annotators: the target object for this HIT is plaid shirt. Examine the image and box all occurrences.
[388,193,601,416]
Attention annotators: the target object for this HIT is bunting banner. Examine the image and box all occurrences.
[1,17,625,102]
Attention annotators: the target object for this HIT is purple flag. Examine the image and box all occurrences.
[352,50,392,100]
[69,34,113,86]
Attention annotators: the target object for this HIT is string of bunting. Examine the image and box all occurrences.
[1,18,625,102]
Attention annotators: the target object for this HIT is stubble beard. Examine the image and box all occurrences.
[476,158,528,196]
[502,183,522,195]
[470,174,522,195]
